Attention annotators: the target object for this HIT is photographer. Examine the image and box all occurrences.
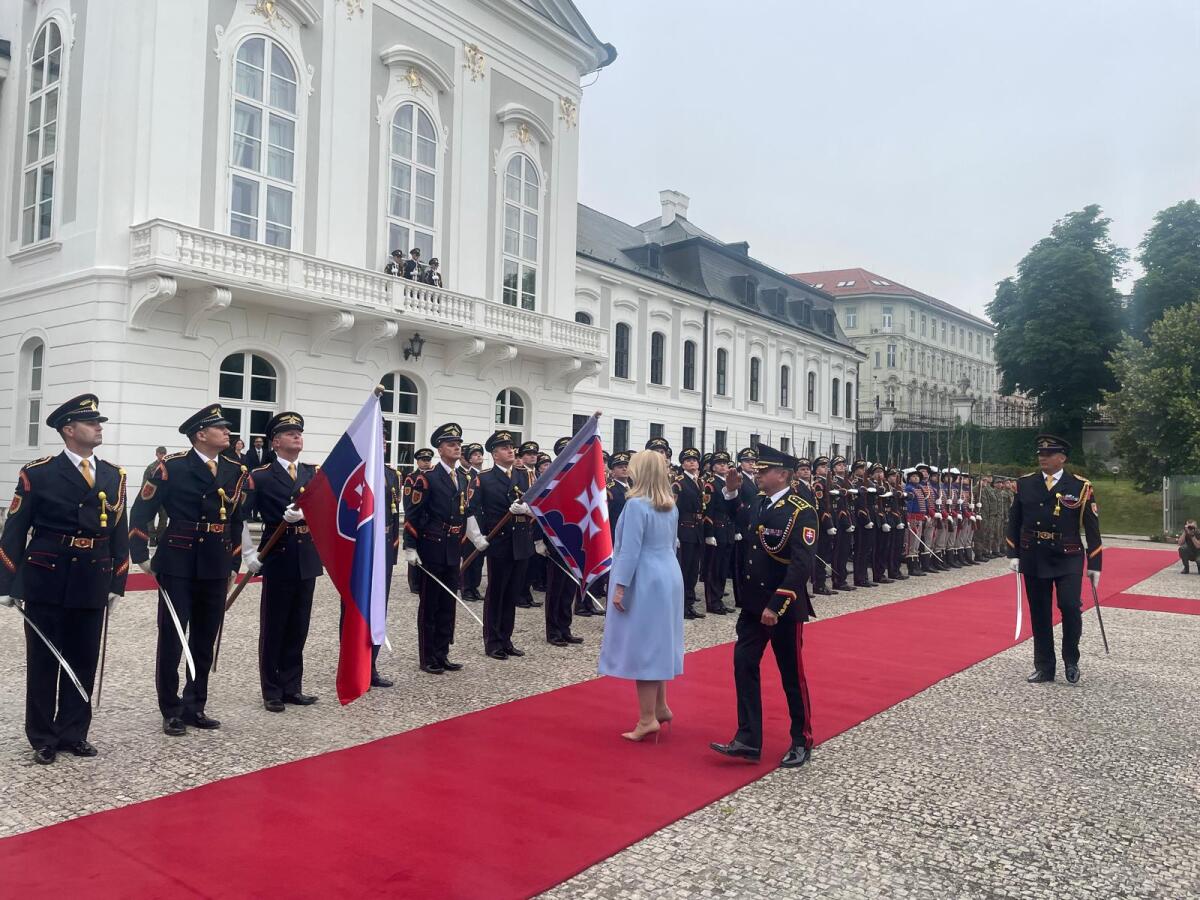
[1179,520,1200,574]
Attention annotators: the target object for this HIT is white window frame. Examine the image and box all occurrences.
[716,348,729,396]
[495,388,528,445]
[882,306,893,329]
[844,308,857,329]
[613,322,632,380]
[19,18,68,248]
[499,153,543,311]
[381,372,422,473]
[17,337,47,450]
[887,344,896,368]
[779,364,791,408]
[217,350,282,443]
[384,101,441,265]
[749,356,762,403]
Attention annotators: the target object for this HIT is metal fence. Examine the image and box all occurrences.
[1163,475,1200,535]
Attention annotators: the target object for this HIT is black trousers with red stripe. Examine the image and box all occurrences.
[731,608,812,751]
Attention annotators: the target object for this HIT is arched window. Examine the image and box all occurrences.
[574,311,592,325]
[682,340,696,391]
[716,348,729,396]
[807,371,817,412]
[650,331,666,385]
[780,365,790,408]
[749,357,761,402]
[846,381,854,419]
[381,372,420,472]
[21,22,63,245]
[388,102,437,260]
[218,351,279,442]
[18,338,46,447]
[501,154,539,310]
[613,323,631,379]
[831,377,841,417]
[495,389,525,445]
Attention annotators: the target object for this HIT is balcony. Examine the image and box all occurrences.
[126,220,605,367]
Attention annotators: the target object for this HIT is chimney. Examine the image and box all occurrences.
[659,189,690,227]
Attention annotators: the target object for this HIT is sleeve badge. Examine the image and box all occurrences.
[8,495,21,515]
[802,526,816,546]
[140,482,157,501]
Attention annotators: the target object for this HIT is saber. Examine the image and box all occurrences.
[814,553,835,575]
[1087,576,1110,654]
[95,605,110,709]
[416,562,483,626]
[910,528,945,565]
[10,601,90,704]
[1014,570,1023,640]
[158,582,197,681]
[546,551,605,613]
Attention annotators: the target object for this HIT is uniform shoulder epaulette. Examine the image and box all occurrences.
[787,494,813,511]
[22,456,53,470]
[252,463,272,473]
[605,479,615,489]
[164,450,190,461]
[1019,471,1039,480]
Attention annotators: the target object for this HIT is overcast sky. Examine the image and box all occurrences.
[574,0,1200,319]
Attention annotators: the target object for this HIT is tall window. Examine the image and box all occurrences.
[502,154,539,310]
[494,389,525,446]
[574,311,592,325]
[831,377,841,417]
[780,365,790,408]
[714,430,727,452]
[716,349,728,396]
[910,310,916,332]
[780,437,790,453]
[381,372,419,471]
[844,308,857,328]
[21,22,63,245]
[682,340,696,391]
[612,418,629,452]
[807,371,816,412]
[19,339,45,447]
[650,423,664,439]
[882,306,893,329]
[230,36,298,248]
[846,381,854,419]
[941,321,947,343]
[572,413,589,434]
[218,352,279,442]
[388,102,438,261]
[650,331,666,385]
[613,323,631,379]
[921,315,927,337]
[682,426,696,449]
[887,344,896,368]
[749,357,761,402]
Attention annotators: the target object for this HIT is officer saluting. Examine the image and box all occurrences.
[129,404,248,736]
[1007,434,1102,684]
[711,443,819,769]
[241,412,321,712]
[0,395,128,764]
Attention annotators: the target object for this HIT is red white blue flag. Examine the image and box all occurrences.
[296,392,388,705]
[524,413,613,590]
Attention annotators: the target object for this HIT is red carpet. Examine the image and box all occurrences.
[0,549,1172,898]
[1107,592,1200,616]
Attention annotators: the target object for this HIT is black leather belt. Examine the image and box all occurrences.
[35,529,107,549]
[286,525,310,534]
[174,521,226,533]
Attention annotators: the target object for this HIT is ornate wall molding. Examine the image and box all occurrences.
[463,43,486,82]
[444,337,486,376]
[128,275,178,331]
[476,344,517,382]
[183,286,232,339]
[309,310,355,356]
[353,319,398,363]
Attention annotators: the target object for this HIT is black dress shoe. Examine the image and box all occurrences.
[264,699,286,713]
[563,634,584,644]
[709,740,761,762]
[371,672,394,687]
[440,659,464,671]
[502,647,525,658]
[162,717,187,736]
[548,638,569,647]
[528,598,543,608]
[486,650,508,660]
[835,583,856,592]
[184,712,221,730]
[33,746,56,765]
[1026,669,1055,683]
[707,605,728,615]
[1065,664,1080,684]
[463,589,483,602]
[814,586,833,595]
[780,745,812,768]
[574,606,594,617]
[63,739,98,757]
[854,581,876,588]
[421,662,446,674]
[283,693,318,705]
[515,602,534,609]
[875,576,893,584]
[683,608,700,620]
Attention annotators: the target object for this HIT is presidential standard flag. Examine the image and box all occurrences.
[296,393,388,704]
[524,413,613,591]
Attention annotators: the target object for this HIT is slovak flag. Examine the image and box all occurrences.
[296,392,388,705]
[524,412,613,592]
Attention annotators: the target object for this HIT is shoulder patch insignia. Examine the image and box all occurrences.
[165,451,189,460]
[403,484,412,496]
[140,482,157,501]
[410,489,423,505]
[803,526,816,546]
[24,456,53,470]
[253,463,271,473]
[8,495,21,516]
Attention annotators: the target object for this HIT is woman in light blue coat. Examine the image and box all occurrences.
[598,450,685,742]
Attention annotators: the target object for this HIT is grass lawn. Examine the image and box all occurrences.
[1084,475,1163,537]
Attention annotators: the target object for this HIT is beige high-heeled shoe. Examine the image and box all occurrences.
[621,721,661,743]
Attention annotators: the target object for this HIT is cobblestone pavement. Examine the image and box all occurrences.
[1,543,1194,899]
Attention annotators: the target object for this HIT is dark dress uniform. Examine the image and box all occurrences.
[1006,435,1102,681]
[830,461,854,590]
[811,459,834,594]
[851,465,877,587]
[886,473,908,579]
[461,444,486,601]
[702,454,737,615]
[713,444,818,767]
[674,449,705,619]
[0,395,129,760]
[129,405,247,731]
[867,468,892,584]
[403,425,469,673]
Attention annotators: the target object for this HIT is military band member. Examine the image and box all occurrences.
[701,451,737,615]
[674,447,706,620]
[711,444,818,769]
[544,436,584,645]
[241,412,320,712]
[403,423,470,675]
[1007,435,1102,685]
[0,395,128,764]
[460,442,486,602]
[129,404,247,736]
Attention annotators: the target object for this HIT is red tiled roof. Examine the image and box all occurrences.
[790,267,992,328]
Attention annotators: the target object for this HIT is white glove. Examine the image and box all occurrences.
[936,499,943,507]
[1087,570,1101,588]
[934,512,943,521]
[138,560,153,575]
[244,551,263,574]
[535,541,547,556]
[848,489,859,496]
[956,514,963,521]
[897,523,906,531]
[847,525,856,533]
[404,548,421,566]
[881,491,893,498]
[1008,558,1020,573]
[0,595,13,608]
[705,536,718,546]
[674,539,681,551]
[283,505,305,524]
[827,527,837,536]
[830,489,841,496]
[865,521,874,529]
[733,533,743,542]
[882,524,891,532]
[466,516,489,552]
[107,593,122,613]
[508,500,531,516]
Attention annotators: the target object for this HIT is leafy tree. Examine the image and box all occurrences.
[1107,301,1200,491]
[1130,199,1200,338]
[986,205,1127,431]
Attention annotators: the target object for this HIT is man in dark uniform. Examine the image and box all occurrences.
[674,447,706,620]
[0,394,128,764]
[702,451,737,615]
[830,456,855,591]
[371,459,399,689]
[711,443,819,769]
[515,441,543,607]
[850,460,877,587]
[1007,434,1102,685]
[867,463,892,584]
[403,423,470,675]
[884,467,908,581]
[645,436,672,461]
[730,447,760,604]
[811,456,835,595]
[129,404,248,736]
[460,442,486,602]
[241,412,321,712]
[467,430,536,659]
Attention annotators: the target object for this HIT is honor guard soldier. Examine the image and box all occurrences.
[460,442,486,602]
[811,456,835,595]
[1007,435,1102,685]
[403,449,434,594]
[867,463,891,584]
[884,468,909,580]
[711,443,818,769]
[591,451,632,615]
[829,456,854,591]
[731,448,760,602]
[645,436,672,461]
[241,412,321,712]
[466,430,537,659]
[701,451,737,615]
[130,405,248,736]
[0,395,129,764]
[902,468,927,577]
[403,423,470,675]
[674,447,706,620]
[544,436,585,644]
[850,460,877,587]
[515,442,543,606]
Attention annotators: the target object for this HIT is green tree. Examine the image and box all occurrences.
[1130,199,1200,338]
[986,205,1127,432]
[1107,301,1200,491]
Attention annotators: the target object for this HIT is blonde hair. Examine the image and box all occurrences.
[626,450,675,512]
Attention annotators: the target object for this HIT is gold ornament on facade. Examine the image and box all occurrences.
[405,66,428,95]
[464,43,486,82]
[250,0,291,30]
[515,122,533,146]
[559,96,578,129]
